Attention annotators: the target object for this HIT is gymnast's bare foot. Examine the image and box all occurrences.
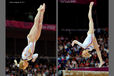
[37,3,45,12]
[99,61,105,68]
[89,2,94,8]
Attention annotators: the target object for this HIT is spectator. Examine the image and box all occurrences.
[58,31,109,70]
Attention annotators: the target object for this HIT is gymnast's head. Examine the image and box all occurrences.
[14,59,29,70]
[82,49,92,58]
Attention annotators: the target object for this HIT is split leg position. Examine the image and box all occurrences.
[14,3,45,70]
[72,2,104,68]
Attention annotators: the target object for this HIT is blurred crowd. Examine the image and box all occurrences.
[58,29,109,70]
[6,56,56,76]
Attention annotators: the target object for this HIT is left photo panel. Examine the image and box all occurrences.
[6,0,56,75]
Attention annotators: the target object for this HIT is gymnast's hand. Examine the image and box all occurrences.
[14,60,18,66]
[71,40,78,46]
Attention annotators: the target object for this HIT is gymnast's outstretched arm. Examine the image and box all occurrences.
[71,40,86,49]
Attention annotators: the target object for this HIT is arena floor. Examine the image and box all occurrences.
[62,67,109,76]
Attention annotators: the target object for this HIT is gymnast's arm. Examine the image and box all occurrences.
[72,40,86,49]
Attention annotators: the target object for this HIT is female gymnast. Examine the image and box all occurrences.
[14,3,45,70]
[72,2,104,68]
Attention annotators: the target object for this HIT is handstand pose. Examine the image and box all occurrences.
[14,3,45,70]
[72,2,104,68]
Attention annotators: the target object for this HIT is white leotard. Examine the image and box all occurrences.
[77,34,94,51]
[22,41,38,61]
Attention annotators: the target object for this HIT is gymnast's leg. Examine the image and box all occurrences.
[88,2,104,67]
[27,3,45,43]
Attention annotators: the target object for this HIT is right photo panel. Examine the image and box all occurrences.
[58,0,109,76]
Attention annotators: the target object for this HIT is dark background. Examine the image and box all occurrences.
[6,0,56,57]
[6,0,56,24]
[58,0,108,36]
[6,0,108,56]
